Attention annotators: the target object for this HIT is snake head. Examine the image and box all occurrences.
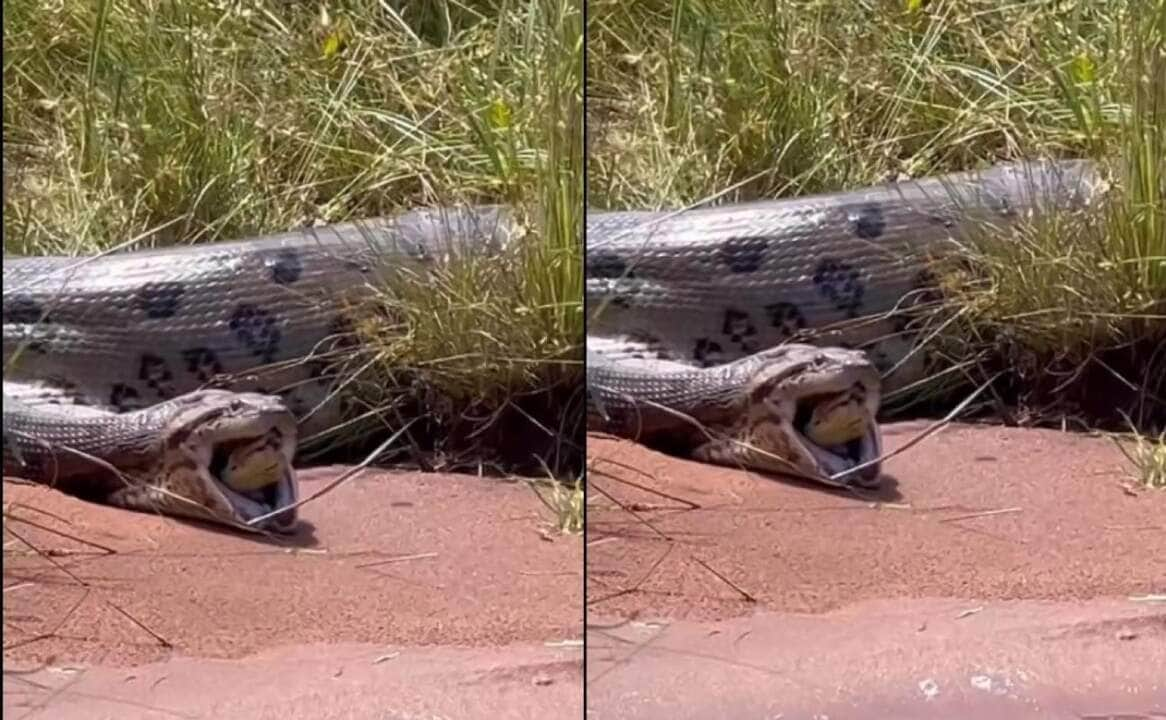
[693,345,884,488]
[118,390,300,533]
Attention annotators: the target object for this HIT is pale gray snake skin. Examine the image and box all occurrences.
[586,159,1103,486]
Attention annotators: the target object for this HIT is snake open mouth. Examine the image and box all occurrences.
[790,389,882,488]
[206,430,298,532]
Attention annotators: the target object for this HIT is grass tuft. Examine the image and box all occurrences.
[1113,425,1166,489]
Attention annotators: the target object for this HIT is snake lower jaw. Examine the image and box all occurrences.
[797,424,883,488]
[214,470,298,533]
[773,416,883,488]
[692,415,883,489]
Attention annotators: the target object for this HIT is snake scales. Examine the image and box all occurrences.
[3,160,1101,530]
[3,207,517,532]
[586,159,1103,487]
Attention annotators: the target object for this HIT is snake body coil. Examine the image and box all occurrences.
[3,207,515,531]
[586,159,1102,485]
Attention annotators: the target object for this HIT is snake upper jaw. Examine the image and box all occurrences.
[120,391,301,534]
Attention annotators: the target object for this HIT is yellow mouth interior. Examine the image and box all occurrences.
[802,394,868,448]
[222,448,283,492]
[211,433,286,493]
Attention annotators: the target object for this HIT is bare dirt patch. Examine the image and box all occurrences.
[587,597,1165,719]
[4,467,582,719]
[587,422,1164,620]
[586,422,1165,717]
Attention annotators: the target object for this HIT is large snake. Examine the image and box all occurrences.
[3,207,518,532]
[586,159,1103,487]
[3,160,1102,531]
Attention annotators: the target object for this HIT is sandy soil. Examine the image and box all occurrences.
[586,422,1166,718]
[3,467,583,719]
[588,597,1166,719]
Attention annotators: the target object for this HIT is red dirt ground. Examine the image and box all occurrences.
[588,597,1166,719]
[3,467,583,719]
[586,422,1166,718]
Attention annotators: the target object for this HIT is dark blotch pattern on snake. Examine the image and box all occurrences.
[625,331,671,360]
[853,204,887,240]
[722,308,758,353]
[718,237,769,274]
[139,354,176,399]
[39,375,83,405]
[133,282,186,319]
[609,293,633,309]
[764,301,807,338]
[812,259,865,318]
[268,249,304,285]
[5,295,52,325]
[587,250,632,279]
[109,383,142,411]
[693,338,724,367]
[229,304,282,364]
[181,347,225,383]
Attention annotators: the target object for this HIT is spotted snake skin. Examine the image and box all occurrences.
[585,159,1103,472]
[2,206,516,523]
